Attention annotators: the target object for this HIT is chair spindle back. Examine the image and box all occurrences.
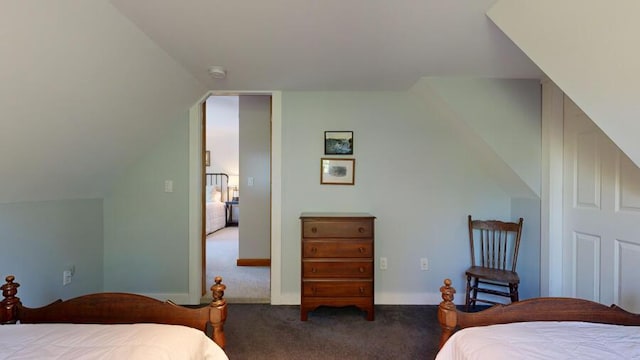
[468,215,523,272]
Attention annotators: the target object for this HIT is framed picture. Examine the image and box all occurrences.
[324,131,353,155]
[205,151,210,167]
[321,158,355,185]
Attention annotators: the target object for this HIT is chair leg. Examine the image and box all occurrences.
[465,275,472,311]
[510,283,519,303]
[471,278,479,307]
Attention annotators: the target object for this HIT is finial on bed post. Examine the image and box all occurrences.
[1,275,21,324]
[209,276,227,349]
[438,278,458,349]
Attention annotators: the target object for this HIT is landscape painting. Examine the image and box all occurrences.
[324,131,353,155]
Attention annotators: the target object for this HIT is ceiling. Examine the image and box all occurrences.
[0,0,545,203]
[109,0,542,91]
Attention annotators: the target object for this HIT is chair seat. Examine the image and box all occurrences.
[465,266,520,284]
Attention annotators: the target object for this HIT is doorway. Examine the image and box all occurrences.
[202,94,272,303]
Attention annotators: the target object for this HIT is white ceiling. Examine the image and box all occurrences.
[0,0,544,203]
[109,0,542,91]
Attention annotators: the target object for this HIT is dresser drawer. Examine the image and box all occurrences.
[303,260,373,278]
[300,213,376,321]
[303,281,373,297]
[303,220,372,238]
[303,240,372,258]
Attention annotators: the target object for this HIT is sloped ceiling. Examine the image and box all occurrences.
[1,0,544,203]
[488,0,640,166]
[0,1,206,203]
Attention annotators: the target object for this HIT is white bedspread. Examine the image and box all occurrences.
[0,323,228,360]
[206,200,226,234]
[436,321,640,360]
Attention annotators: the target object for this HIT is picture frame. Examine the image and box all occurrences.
[324,131,353,155]
[321,158,355,185]
[205,151,210,167]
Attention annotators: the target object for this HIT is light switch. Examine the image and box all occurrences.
[164,180,173,193]
[247,177,254,186]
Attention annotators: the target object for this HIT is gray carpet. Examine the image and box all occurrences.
[224,304,441,360]
[205,227,270,303]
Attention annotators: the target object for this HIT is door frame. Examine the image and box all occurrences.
[187,91,282,304]
[541,78,565,297]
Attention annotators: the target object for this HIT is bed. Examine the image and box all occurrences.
[436,278,640,359]
[205,173,229,234]
[0,274,229,359]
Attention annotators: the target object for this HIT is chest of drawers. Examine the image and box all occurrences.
[300,212,375,321]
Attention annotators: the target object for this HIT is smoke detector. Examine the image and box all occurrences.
[208,66,227,79]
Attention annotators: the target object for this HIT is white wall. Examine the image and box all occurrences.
[205,96,239,175]
[426,78,541,197]
[0,199,103,306]
[238,95,271,259]
[279,90,532,304]
[511,197,541,300]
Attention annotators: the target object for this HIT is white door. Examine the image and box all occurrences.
[563,97,640,311]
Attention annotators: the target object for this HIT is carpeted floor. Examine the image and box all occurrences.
[223,304,441,360]
[205,227,270,303]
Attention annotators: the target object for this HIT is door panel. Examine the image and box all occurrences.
[563,97,640,311]
[616,240,640,311]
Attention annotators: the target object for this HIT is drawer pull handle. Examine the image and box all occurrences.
[358,247,366,253]
[312,287,317,295]
[311,267,317,273]
[311,247,317,253]
[358,227,365,233]
[359,287,365,294]
[359,267,365,273]
[311,227,318,233]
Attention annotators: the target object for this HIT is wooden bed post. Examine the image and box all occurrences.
[438,278,458,349]
[210,276,227,349]
[1,275,20,324]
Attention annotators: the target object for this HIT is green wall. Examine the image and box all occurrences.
[103,116,190,295]
[0,199,103,306]
[100,79,541,304]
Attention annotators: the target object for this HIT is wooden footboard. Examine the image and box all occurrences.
[1,275,228,349]
[438,278,640,349]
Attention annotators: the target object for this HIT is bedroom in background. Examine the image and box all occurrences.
[203,95,271,304]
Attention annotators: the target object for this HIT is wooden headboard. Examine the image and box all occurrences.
[437,278,640,349]
[1,275,228,349]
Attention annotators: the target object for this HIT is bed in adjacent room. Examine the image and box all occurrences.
[205,173,229,234]
[0,275,229,359]
[435,278,640,359]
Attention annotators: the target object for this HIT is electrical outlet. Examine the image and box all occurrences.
[420,258,429,271]
[379,257,388,270]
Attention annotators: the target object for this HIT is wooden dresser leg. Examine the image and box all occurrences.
[366,308,374,321]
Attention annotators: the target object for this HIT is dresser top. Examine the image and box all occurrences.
[300,212,375,219]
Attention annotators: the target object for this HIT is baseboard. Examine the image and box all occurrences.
[273,291,459,306]
[236,258,271,266]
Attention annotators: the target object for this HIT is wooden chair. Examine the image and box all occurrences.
[465,215,523,311]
